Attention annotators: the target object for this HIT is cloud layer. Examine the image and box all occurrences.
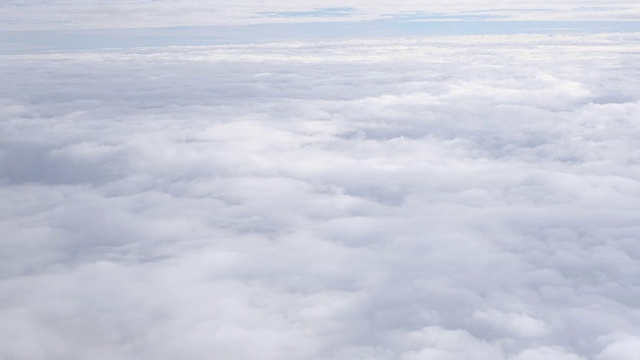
[2,33,640,359]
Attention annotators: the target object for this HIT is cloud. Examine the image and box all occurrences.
[1,33,640,359]
[260,7,357,19]
[596,334,640,360]
[512,346,586,360]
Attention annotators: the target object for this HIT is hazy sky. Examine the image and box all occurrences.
[2,2,640,360]
[2,1,640,53]
[2,0,640,30]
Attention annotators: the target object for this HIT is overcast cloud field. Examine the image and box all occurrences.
[2,32,640,359]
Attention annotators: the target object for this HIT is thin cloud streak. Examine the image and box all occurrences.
[4,21,640,54]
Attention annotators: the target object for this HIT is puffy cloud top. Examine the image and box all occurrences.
[1,33,640,359]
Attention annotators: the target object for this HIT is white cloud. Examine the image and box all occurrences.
[512,346,586,360]
[596,334,640,360]
[1,33,640,359]
[473,310,549,339]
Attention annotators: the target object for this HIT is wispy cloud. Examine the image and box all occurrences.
[384,11,508,21]
[259,7,356,18]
